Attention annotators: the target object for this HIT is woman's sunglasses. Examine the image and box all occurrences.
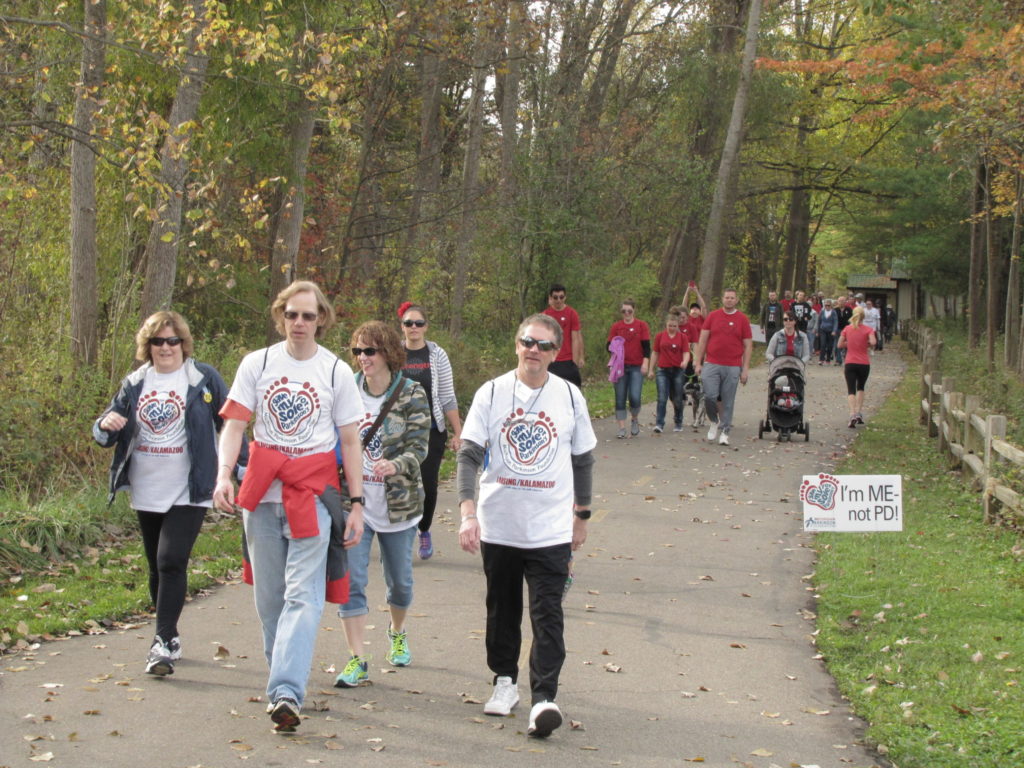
[351,347,378,357]
[150,336,183,347]
[402,319,426,328]
[519,336,557,352]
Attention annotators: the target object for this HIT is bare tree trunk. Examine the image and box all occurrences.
[266,92,316,343]
[698,0,763,297]
[139,0,209,318]
[1005,171,1022,370]
[69,0,106,368]
[985,164,996,371]
[450,22,488,338]
[968,160,985,349]
[498,0,523,203]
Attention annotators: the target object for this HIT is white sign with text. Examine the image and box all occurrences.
[800,473,903,532]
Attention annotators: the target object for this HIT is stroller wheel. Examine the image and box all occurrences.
[803,422,810,442]
[758,420,765,439]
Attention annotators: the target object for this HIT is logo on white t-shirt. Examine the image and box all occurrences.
[358,412,384,464]
[137,389,186,444]
[499,408,559,476]
[261,376,321,444]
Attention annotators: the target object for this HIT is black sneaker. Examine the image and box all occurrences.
[270,698,301,732]
[145,635,174,676]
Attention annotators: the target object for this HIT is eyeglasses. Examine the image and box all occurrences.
[351,347,378,357]
[150,336,183,347]
[519,336,557,352]
[402,319,426,328]
[284,310,318,322]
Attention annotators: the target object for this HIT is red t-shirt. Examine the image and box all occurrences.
[841,324,874,365]
[607,319,651,366]
[780,299,793,312]
[687,314,704,338]
[542,305,581,362]
[654,330,688,368]
[702,309,752,367]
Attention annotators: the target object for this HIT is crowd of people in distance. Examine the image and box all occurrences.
[91,278,889,738]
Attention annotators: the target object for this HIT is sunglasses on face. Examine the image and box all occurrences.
[519,336,557,352]
[402,319,426,328]
[283,310,319,322]
[621,308,634,314]
[351,347,378,357]
[783,317,795,322]
[550,294,566,301]
[150,336,183,347]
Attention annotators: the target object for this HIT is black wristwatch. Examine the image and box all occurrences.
[574,508,592,520]
[350,496,365,506]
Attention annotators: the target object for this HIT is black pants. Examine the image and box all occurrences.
[137,505,206,641]
[482,541,571,705]
[417,427,447,533]
[548,360,582,388]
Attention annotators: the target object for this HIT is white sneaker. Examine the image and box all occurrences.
[718,432,730,446]
[706,422,719,441]
[527,700,563,737]
[484,676,519,716]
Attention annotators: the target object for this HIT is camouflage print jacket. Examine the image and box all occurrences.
[341,372,431,524]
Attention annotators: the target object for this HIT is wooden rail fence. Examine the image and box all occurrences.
[905,321,1024,529]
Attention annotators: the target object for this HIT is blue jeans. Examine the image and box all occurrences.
[338,523,417,618]
[244,500,331,707]
[614,365,643,421]
[701,363,741,433]
[655,367,685,428]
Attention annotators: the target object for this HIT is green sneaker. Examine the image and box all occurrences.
[334,655,369,687]
[386,627,411,667]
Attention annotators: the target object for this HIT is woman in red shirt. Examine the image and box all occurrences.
[837,306,876,429]
[607,299,651,438]
[648,313,691,432]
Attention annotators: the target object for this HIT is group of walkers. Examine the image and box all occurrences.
[93,280,593,739]
[91,277,886,739]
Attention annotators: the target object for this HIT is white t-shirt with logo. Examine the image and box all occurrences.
[356,389,421,534]
[462,370,597,549]
[226,342,361,504]
[129,366,203,512]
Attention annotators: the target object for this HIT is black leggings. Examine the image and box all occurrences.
[418,427,447,533]
[843,363,870,395]
[137,505,206,641]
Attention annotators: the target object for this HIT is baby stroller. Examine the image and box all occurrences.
[759,355,809,441]
[683,366,707,430]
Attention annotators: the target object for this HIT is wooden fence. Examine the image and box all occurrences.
[905,321,1024,529]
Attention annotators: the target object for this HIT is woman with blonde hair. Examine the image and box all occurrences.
[93,311,242,676]
[837,305,876,429]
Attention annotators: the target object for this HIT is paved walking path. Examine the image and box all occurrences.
[1,350,905,768]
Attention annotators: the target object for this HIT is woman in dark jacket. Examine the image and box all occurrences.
[93,311,241,676]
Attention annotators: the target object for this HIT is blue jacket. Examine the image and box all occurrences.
[92,358,246,506]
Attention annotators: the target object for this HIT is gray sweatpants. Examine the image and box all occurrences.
[701,362,740,433]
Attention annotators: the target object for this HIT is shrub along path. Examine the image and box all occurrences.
[0,349,904,768]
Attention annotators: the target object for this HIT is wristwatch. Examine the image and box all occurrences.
[350,496,365,506]
[574,508,592,520]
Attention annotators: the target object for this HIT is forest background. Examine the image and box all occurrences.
[1,0,1022,501]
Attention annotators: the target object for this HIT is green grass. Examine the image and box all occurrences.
[815,349,1024,767]
[0,496,242,648]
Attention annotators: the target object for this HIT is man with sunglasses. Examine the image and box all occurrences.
[542,284,584,387]
[213,280,365,733]
[457,314,597,739]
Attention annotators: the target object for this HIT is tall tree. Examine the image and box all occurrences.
[698,0,763,297]
[69,0,106,368]
[139,0,210,318]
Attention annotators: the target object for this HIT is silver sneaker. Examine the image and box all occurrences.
[483,676,519,716]
[145,636,174,676]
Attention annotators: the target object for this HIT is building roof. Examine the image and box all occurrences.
[846,273,902,290]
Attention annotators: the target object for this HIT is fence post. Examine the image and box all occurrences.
[984,415,1007,524]
[938,377,954,455]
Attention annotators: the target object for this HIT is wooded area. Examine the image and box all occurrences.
[1,0,1021,496]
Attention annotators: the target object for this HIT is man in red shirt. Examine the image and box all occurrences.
[693,289,753,447]
[542,284,584,387]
